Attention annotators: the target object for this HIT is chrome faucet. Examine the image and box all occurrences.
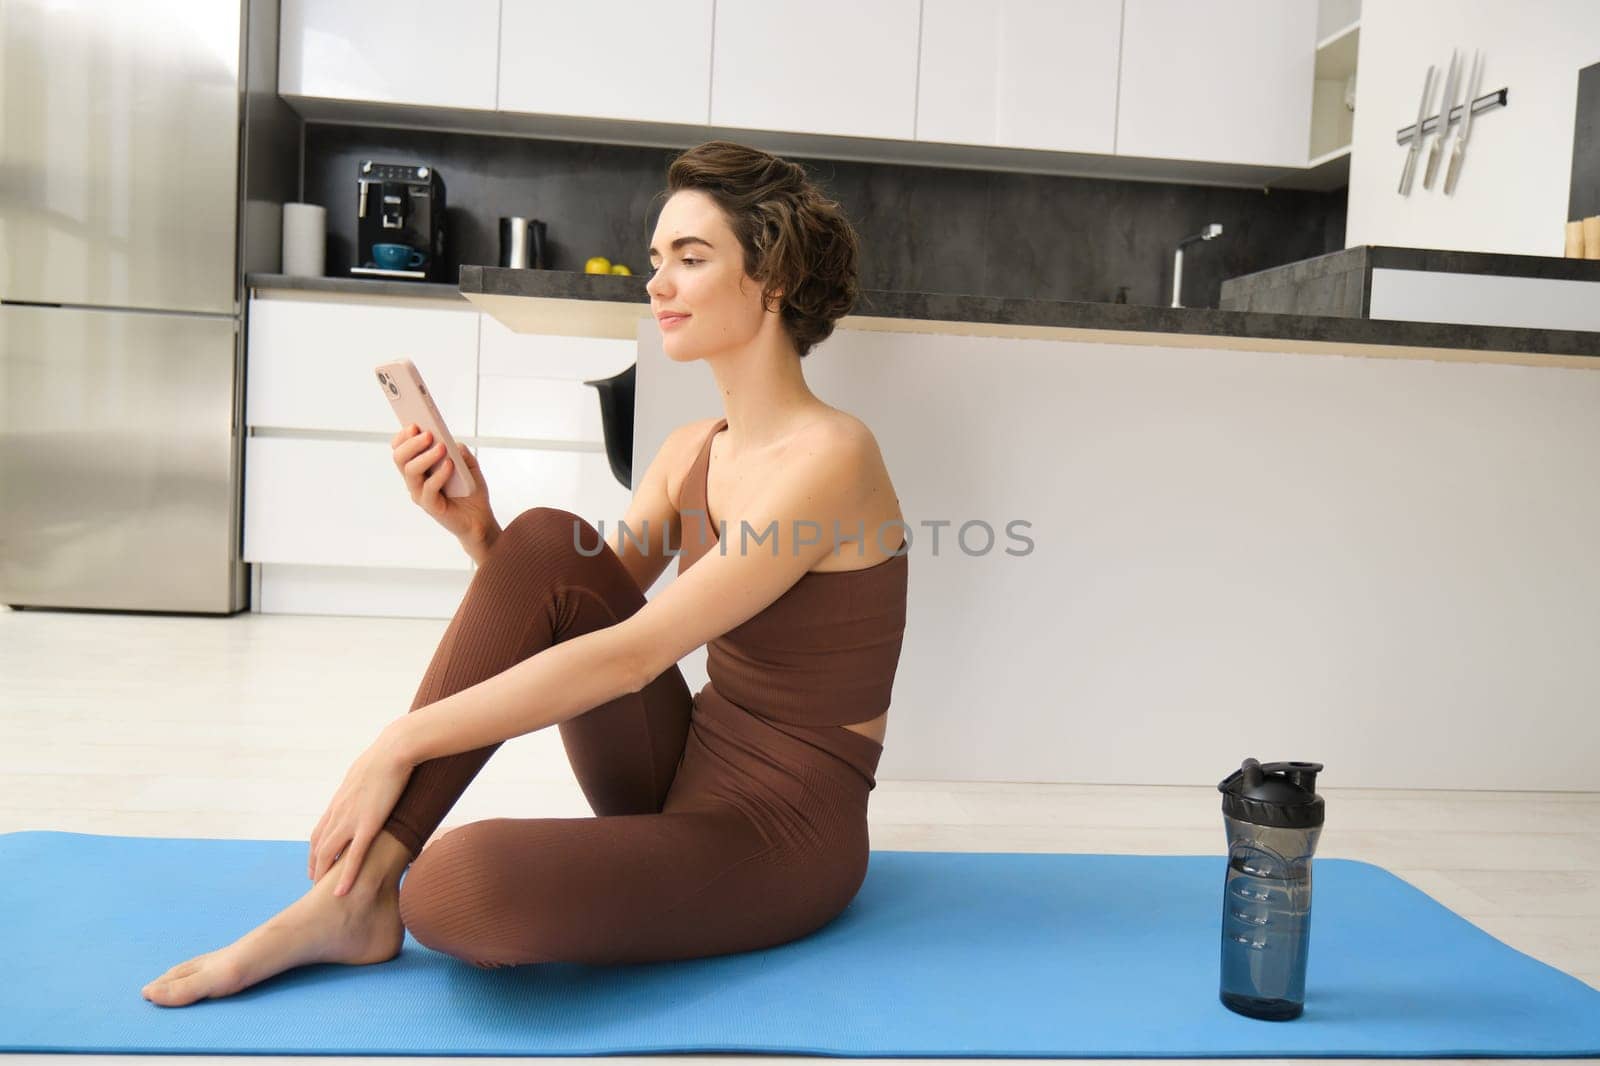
[1171,223,1224,308]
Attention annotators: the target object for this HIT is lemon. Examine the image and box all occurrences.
[610,264,632,276]
[584,256,611,274]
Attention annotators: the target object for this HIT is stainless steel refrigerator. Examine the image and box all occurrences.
[0,0,297,613]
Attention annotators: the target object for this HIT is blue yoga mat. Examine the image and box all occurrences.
[3,829,1598,1057]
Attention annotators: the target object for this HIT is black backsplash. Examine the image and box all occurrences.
[304,124,1346,309]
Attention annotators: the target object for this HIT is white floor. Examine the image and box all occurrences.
[3,604,1598,1066]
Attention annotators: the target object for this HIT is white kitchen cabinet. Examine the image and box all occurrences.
[709,0,920,140]
[243,289,638,618]
[246,296,479,434]
[477,319,635,442]
[917,0,1122,154]
[478,448,634,546]
[243,436,629,575]
[1115,0,1316,168]
[478,318,636,381]
[479,378,607,443]
[278,0,500,110]
[497,0,713,125]
[244,436,475,571]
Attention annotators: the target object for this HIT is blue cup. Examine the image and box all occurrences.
[372,243,426,270]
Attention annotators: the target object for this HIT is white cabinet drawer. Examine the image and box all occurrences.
[477,320,635,442]
[478,446,633,538]
[917,0,1121,154]
[478,376,608,443]
[244,436,472,571]
[478,317,635,381]
[279,0,500,110]
[710,0,920,140]
[1116,0,1316,168]
[246,297,479,434]
[498,0,713,125]
[242,438,629,573]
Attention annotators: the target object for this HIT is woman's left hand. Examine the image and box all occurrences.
[308,727,414,896]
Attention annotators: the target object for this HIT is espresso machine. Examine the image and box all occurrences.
[353,160,447,282]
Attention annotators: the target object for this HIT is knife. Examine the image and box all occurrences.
[1444,50,1482,195]
[1423,48,1460,189]
[1399,63,1436,196]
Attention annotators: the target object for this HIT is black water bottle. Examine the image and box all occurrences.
[1216,758,1325,1021]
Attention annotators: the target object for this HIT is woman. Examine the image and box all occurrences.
[140,140,910,1006]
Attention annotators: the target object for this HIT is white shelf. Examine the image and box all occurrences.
[1275,143,1350,192]
[1307,142,1352,169]
[1306,15,1358,178]
[1315,19,1360,82]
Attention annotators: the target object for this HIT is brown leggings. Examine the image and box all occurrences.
[381,507,883,969]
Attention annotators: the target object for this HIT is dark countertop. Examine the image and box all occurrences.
[246,266,1599,361]
[247,273,467,301]
[458,264,1600,361]
[1225,245,1600,286]
[1220,245,1600,319]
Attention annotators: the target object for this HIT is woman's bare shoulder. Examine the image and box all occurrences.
[663,416,727,510]
[815,409,891,467]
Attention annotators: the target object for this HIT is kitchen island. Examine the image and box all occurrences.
[1220,246,1600,336]
[459,264,1600,367]
[455,265,1600,795]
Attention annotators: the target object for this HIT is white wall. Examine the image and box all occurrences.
[636,321,1600,793]
[1345,0,1600,255]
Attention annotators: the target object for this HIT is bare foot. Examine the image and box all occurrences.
[139,842,408,1008]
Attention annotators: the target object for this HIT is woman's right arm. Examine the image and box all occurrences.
[459,523,500,566]
[392,424,501,564]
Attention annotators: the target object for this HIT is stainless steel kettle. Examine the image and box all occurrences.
[498,217,547,269]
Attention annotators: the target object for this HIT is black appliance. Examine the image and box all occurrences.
[354,160,446,282]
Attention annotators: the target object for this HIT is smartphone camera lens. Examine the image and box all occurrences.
[387,382,399,396]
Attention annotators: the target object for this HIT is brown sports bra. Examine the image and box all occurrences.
[676,418,909,730]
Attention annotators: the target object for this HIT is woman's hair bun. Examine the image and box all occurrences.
[660,140,861,359]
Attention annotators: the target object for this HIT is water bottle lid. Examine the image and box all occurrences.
[1217,757,1325,829]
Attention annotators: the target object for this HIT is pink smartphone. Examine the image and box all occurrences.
[374,359,477,498]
